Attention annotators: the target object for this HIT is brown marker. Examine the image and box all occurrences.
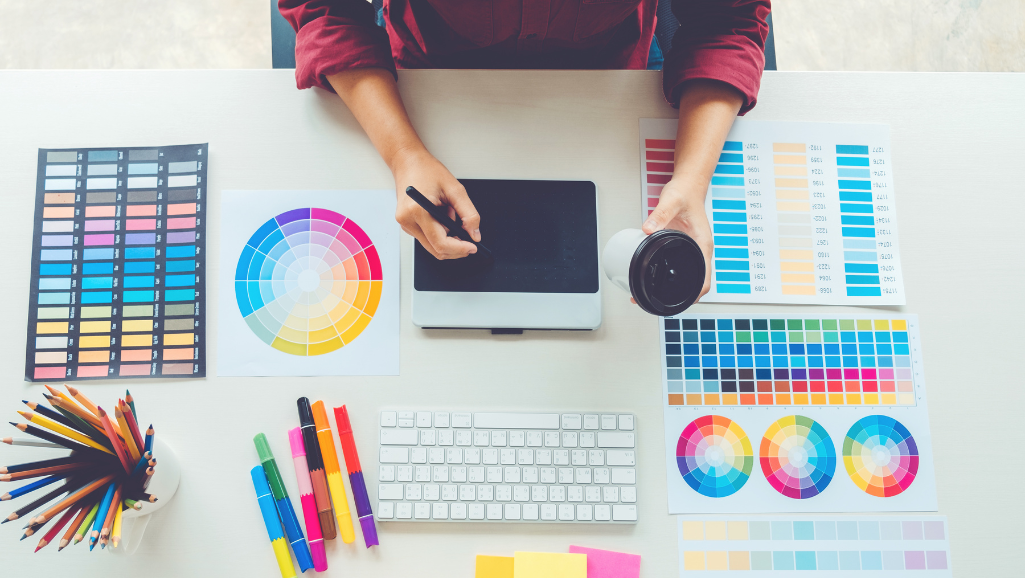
[298,397,337,540]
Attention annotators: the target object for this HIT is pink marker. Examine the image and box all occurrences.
[289,427,327,572]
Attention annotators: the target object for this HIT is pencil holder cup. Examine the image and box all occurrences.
[115,437,180,555]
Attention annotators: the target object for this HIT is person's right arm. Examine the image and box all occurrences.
[279,0,479,259]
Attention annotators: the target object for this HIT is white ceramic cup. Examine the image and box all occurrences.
[113,437,180,554]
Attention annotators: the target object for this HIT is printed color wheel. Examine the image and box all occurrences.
[676,415,753,498]
[843,415,919,497]
[235,208,382,356]
[759,416,836,499]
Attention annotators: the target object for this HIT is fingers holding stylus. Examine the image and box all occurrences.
[414,210,477,259]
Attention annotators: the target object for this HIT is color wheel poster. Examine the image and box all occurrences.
[660,314,937,514]
[217,190,398,376]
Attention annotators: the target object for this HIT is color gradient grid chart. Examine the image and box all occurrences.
[640,119,906,305]
[234,208,383,356]
[678,515,951,576]
[661,316,919,408]
[24,145,207,380]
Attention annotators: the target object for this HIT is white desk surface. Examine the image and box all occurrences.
[0,69,1023,577]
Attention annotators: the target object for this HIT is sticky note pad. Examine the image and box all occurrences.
[513,552,587,578]
[476,555,514,578]
[569,546,641,578]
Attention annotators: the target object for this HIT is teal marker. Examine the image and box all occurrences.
[255,433,314,573]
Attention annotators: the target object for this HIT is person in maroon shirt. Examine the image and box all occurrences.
[281,0,770,299]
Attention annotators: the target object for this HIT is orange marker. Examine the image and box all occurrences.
[312,401,355,543]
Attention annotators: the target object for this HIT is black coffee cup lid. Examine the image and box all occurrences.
[628,229,705,316]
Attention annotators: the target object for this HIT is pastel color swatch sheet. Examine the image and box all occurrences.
[661,314,937,514]
[678,515,951,576]
[476,555,514,578]
[569,546,641,578]
[640,119,906,305]
[513,552,587,578]
[25,145,208,380]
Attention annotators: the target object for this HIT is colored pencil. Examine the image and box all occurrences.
[254,433,314,573]
[17,411,114,455]
[99,485,123,548]
[1,437,62,449]
[33,473,117,527]
[125,390,136,419]
[11,423,104,456]
[58,502,91,551]
[1,462,91,482]
[72,502,99,546]
[114,407,141,463]
[22,400,78,431]
[124,499,143,511]
[311,400,356,544]
[120,400,145,455]
[65,386,101,418]
[35,505,79,552]
[44,385,79,412]
[88,482,116,550]
[2,474,65,501]
[110,500,124,548]
[96,408,132,474]
[124,491,156,503]
[297,397,337,541]
[144,425,154,455]
[333,405,378,547]
[3,482,68,524]
[0,456,81,475]
[251,466,298,578]
[288,427,327,572]
[47,395,104,431]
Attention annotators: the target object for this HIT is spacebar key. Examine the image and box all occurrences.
[473,413,561,429]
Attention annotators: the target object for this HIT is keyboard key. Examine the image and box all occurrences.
[542,504,557,520]
[380,447,409,463]
[478,485,494,501]
[568,486,583,502]
[612,505,637,521]
[446,448,463,464]
[509,431,525,446]
[603,486,619,502]
[437,430,453,446]
[465,448,481,464]
[414,503,431,519]
[611,468,636,484]
[455,431,472,446]
[398,411,414,428]
[583,414,600,430]
[618,415,634,430]
[526,431,543,447]
[601,415,617,430]
[562,414,582,430]
[434,412,449,428]
[523,504,539,520]
[500,449,516,465]
[575,468,592,484]
[474,413,560,429]
[380,412,397,427]
[378,501,394,518]
[593,468,610,484]
[421,430,437,446]
[428,448,445,463]
[505,504,521,520]
[451,503,467,519]
[558,468,573,483]
[571,450,587,466]
[459,485,475,500]
[474,431,490,446]
[577,505,593,521]
[483,449,499,464]
[606,450,636,466]
[486,504,502,520]
[549,486,565,501]
[469,504,485,519]
[492,431,508,447]
[544,432,560,447]
[415,465,430,482]
[379,484,403,500]
[405,484,422,500]
[486,467,502,483]
[554,450,570,465]
[397,466,413,482]
[379,465,395,481]
[579,432,596,448]
[442,484,457,500]
[562,432,578,447]
[540,468,556,483]
[411,448,427,464]
[397,502,412,519]
[423,484,439,500]
[536,450,552,465]
[468,467,484,483]
[432,503,448,519]
[416,412,432,428]
[452,413,473,428]
[595,504,611,521]
[597,432,635,448]
[559,504,575,520]
[585,487,601,502]
[432,466,448,482]
[522,467,538,483]
[589,450,605,466]
[504,467,521,483]
[517,449,534,465]
[531,486,548,501]
[451,466,467,482]
[381,429,418,445]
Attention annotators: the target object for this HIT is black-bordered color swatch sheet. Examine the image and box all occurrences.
[25,145,208,381]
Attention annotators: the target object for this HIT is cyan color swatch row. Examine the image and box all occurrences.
[24,145,208,381]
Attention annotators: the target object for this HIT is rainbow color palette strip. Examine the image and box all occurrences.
[661,315,921,408]
[678,515,951,576]
[24,145,208,380]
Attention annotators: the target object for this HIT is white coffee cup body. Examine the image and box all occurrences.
[602,228,647,295]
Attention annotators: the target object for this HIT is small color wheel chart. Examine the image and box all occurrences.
[843,415,919,497]
[759,415,836,499]
[676,415,754,498]
[234,208,383,356]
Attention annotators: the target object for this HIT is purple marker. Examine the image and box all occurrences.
[333,405,378,547]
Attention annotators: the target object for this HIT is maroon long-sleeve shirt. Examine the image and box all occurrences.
[280,0,769,112]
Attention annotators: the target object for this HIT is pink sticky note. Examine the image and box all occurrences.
[569,546,641,578]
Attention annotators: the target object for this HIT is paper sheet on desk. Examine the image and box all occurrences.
[513,552,587,578]
[217,190,399,376]
[569,545,641,578]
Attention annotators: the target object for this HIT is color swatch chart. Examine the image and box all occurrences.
[678,516,951,576]
[639,119,906,305]
[660,315,922,408]
[24,145,208,380]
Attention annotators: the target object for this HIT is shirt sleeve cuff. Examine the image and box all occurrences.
[294,15,396,92]
[662,37,765,115]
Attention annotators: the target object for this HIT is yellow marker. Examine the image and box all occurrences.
[311,401,356,544]
[110,502,124,548]
[17,411,113,455]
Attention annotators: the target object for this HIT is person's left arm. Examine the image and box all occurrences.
[647,0,770,299]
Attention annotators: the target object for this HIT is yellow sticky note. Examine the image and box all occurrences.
[476,555,514,578]
[513,552,587,578]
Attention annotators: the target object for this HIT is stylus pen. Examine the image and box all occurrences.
[405,186,494,262]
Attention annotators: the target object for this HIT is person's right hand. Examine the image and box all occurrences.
[391,147,481,259]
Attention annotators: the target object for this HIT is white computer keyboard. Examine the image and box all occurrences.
[375,411,638,523]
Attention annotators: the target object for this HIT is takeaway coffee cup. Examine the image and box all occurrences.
[602,228,705,316]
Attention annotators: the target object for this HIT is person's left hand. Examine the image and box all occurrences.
[641,177,713,301]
